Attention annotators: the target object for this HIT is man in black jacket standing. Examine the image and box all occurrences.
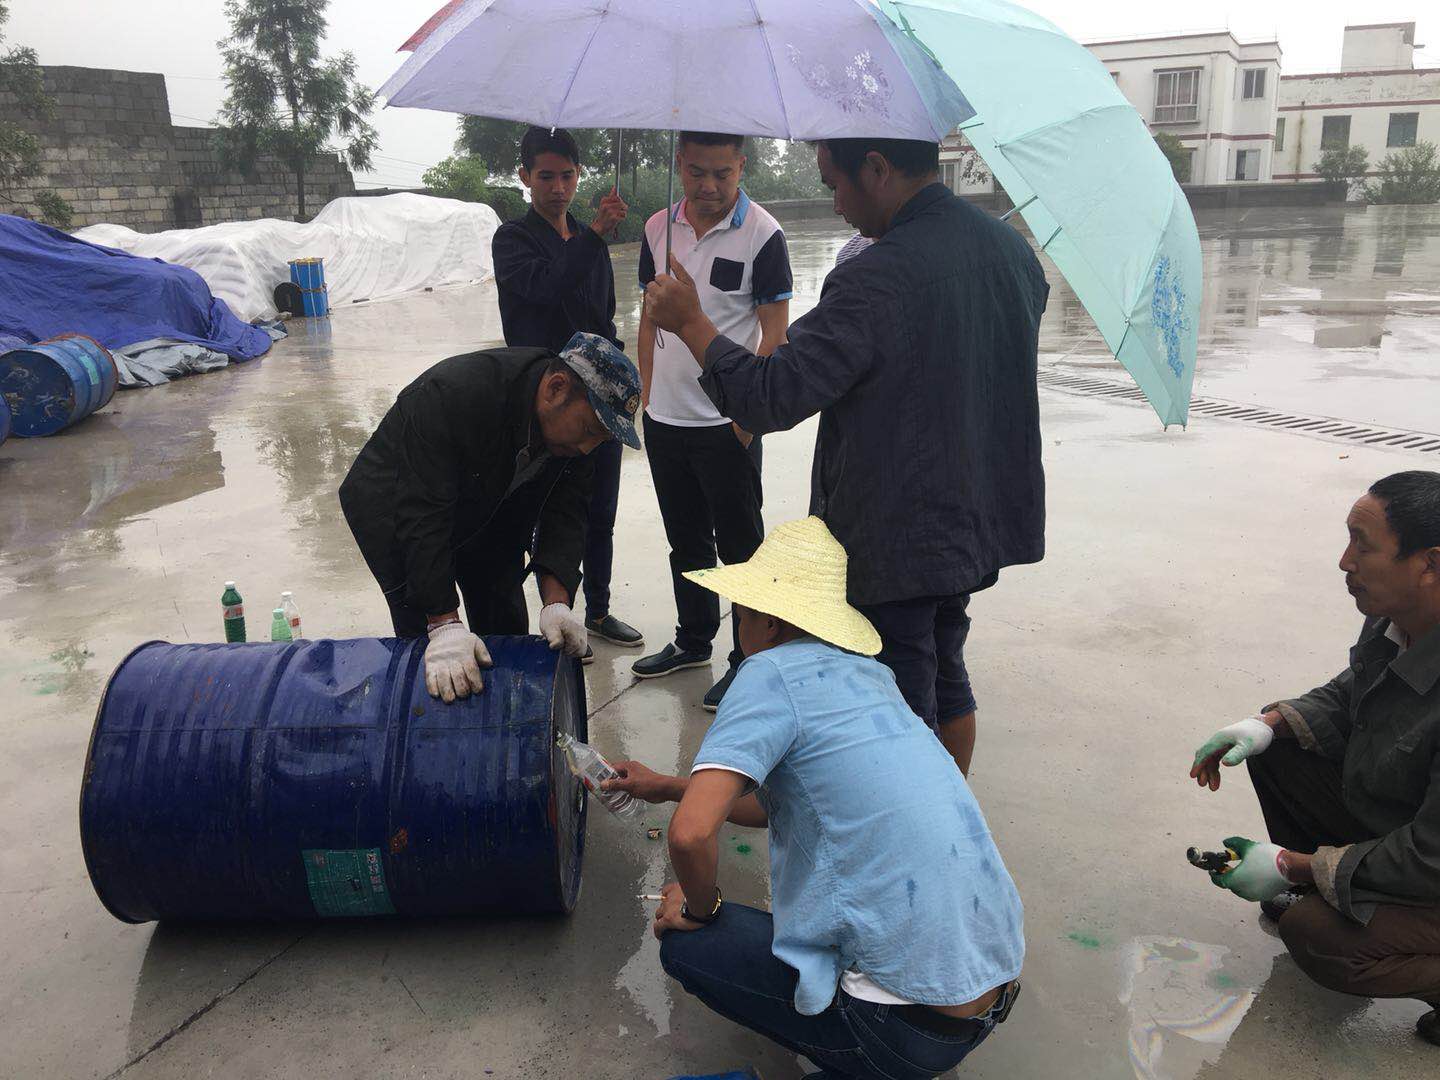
[339,333,642,703]
[644,138,1048,776]
[491,126,643,658]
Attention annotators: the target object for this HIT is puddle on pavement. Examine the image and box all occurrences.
[1120,936,1255,1080]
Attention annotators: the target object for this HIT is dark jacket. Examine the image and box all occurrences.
[492,208,621,353]
[1272,617,1440,922]
[700,184,1048,605]
[338,348,592,617]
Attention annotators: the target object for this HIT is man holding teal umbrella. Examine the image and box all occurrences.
[646,136,1048,775]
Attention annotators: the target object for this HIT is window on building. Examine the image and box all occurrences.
[1275,117,1286,152]
[1321,116,1351,150]
[1387,112,1419,148]
[1233,149,1260,182]
[1154,68,1201,124]
[1242,69,1267,100]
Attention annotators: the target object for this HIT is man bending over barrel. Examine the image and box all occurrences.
[339,333,641,702]
[605,517,1022,1079]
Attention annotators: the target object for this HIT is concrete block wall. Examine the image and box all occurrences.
[0,65,355,232]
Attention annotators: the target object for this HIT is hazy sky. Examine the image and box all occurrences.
[8,1,1437,188]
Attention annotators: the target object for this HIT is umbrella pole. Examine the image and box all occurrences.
[612,131,623,240]
[665,128,675,273]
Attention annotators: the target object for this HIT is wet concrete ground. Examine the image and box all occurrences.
[2,204,1438,1079]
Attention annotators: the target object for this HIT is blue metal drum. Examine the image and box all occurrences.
[287,257,329,317]
[80,636,588,922]
[0,392,10,447]
[0,334,119,436]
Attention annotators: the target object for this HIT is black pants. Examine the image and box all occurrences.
[858,593,978,729]
[644,414,764,669]
[378,552,528,640]
[1248,741,1440,1005]
[581,437,622,618]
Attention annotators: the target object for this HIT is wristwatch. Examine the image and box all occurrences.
[681,886,723,925]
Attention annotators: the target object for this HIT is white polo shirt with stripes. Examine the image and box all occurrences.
[640,190,792,427]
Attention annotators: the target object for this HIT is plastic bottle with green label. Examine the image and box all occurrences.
[221,581,246,642]
[269,607,293,643]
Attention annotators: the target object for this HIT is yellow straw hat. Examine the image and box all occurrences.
[683,517,882,656]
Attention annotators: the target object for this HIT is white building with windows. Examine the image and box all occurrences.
[936,21,1438,194]
[1087,31,1283,185]
[1274,23,1440,183]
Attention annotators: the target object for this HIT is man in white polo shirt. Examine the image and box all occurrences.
[634,131,792,711]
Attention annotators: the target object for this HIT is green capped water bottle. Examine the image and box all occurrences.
[221,581,246,642]
[269,607,293,643]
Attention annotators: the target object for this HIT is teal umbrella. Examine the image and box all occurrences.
[876,0,1201,427]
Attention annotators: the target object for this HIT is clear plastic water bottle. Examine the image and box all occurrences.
[281,591,302,638]
[269,607,293,643]
[221,581,246,642]
[556,732,639,817]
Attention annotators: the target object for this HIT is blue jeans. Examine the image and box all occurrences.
[660,904,1009,1079]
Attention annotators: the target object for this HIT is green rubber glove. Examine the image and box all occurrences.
[1193,717,1274,768]
[1210,836,1288,902]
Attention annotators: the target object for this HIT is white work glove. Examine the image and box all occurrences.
[1210,836,1289,902]
[538,603,588,657]
[424,623,492,703]
[1193,717,1275,769]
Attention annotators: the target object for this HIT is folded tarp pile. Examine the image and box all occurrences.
[76,192,502,323]
[0,213,276,388]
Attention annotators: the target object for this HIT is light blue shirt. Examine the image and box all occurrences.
[693,638,1025,1016]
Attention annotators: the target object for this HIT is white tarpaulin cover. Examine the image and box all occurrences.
[76,193,500,322]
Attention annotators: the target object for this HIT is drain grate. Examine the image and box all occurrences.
[1037,369,1440,453]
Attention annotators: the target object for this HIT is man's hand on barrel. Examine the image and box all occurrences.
[539,603,589,657]
[424,622,493,702]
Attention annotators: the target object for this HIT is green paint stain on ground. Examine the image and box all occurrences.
[734,843,753,855]
[1066,932,1102,949]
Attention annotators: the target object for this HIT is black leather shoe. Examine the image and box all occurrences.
[585,613,644,648]
[702,667,738,712]
[1419,1009,1440,1047]
[632,643,711,679]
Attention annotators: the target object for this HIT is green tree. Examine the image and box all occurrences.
[1364,141,1440,205]
[457,118,669,191]
[0,2,48,197]
[1153,131,1192,184]
[421,155,526,220]
[1314,145,1370,201]
[214,0,378,220]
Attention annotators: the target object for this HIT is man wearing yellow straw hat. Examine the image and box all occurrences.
[605,518,1023,1079]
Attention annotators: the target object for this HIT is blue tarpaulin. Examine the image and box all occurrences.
[0,214,272,360]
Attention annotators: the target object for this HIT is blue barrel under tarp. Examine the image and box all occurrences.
[0,392,9,446]
[80,636,588,923]
[0,334,118,437]
[288,257,329,317]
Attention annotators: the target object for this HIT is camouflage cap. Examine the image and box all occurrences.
[559,332,642,450]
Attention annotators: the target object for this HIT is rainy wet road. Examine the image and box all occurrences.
[0,202,1437,1079]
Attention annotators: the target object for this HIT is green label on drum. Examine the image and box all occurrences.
[301,848,396,917]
